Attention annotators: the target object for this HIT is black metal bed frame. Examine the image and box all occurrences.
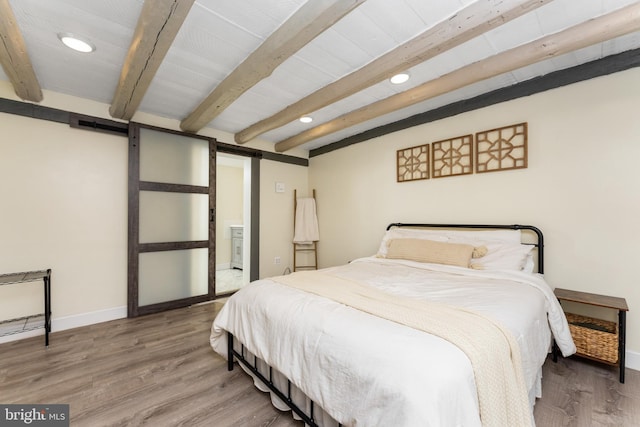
[386,223,544,273]
[226,223,544,426]
[227,332,337,427]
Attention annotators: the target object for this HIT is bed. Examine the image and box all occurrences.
[210,223,576,426]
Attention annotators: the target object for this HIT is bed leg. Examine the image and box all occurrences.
[552,339,558,363]
[227,331,234,371]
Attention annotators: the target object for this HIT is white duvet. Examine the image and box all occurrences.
[210,257,575,426]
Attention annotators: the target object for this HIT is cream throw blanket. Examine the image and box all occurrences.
[271,271,533,427]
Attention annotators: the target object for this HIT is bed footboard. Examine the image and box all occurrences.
[227,331,341,427]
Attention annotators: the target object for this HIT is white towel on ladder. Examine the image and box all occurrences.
[293,198,319,244]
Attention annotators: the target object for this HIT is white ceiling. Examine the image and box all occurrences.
[3,0,640,152]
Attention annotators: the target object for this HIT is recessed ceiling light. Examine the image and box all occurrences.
[299,116,313,123]
[390,73,410,85]
[58,33,96,53]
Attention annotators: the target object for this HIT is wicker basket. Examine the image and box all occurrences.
[565,312,618,363]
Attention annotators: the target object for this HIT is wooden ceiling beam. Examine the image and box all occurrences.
[275,2,640,152]
[109,0,195,120]
[0,0,42,102]
[235,0,552,144]
[180,0,367,134]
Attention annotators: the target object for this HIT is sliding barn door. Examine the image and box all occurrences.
[128,124,216,317]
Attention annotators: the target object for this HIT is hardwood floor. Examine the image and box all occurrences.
[1,301,638,426]
[0,301,298,427]
[534,355,640,426]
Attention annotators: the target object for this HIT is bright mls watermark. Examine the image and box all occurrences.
[0,405,69,426]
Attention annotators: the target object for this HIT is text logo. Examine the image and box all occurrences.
[0,405,69,426]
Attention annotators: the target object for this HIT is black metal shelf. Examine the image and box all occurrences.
[0,269,51,346]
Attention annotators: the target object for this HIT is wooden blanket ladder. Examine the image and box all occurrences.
[293,189,318,272]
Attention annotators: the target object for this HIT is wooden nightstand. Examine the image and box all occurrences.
[554,288,629,383]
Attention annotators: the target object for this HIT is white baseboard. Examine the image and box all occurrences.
[625,349,640,372]
[216,262,231,271]
[0,328,44,344]
[0,306,127,345]
[52,306,127,332]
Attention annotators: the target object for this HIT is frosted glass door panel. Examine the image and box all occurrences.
[139,191,208,243]
[139,128,209,186]
[139,249,208,306]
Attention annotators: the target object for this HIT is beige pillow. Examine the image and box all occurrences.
[386,238,476,267]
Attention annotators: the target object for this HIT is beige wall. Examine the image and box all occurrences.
[215,164,244,267]
[259,159,309,278]
[309,67,640,363]
[0,113,128,322]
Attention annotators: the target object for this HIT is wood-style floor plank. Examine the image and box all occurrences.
[534,352,640,426]
[1,301,638,426]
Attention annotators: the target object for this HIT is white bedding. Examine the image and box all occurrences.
[210,257,575,426]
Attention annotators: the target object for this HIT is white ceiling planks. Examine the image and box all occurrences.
[235,0,556,145]
[273,2,640,151]
[272,1,640,151]
[6,0,141,104]
[179,0,368,132]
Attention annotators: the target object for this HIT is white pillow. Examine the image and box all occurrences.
[469,242,534,271]
[436,229,522,244]
[522,253,535,273]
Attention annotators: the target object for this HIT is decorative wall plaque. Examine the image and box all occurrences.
[476,122,528,173]
[397,144,429,182]
[431,134,473,178]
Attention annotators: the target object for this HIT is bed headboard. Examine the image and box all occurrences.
[386,223,544,274]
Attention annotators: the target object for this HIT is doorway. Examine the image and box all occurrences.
[215,153,251,295]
